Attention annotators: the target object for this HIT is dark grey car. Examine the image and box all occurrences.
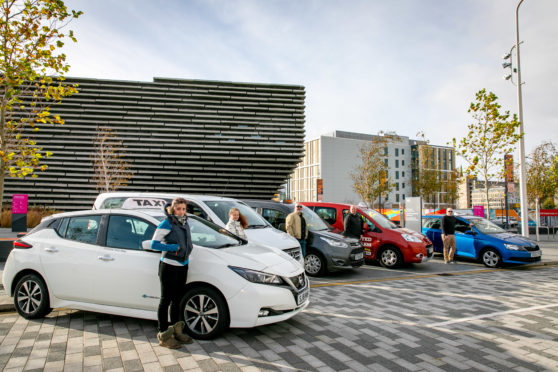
[243,200,364,276]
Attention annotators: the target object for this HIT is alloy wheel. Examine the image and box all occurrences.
[16,279,43,316]
[184,293,219,335]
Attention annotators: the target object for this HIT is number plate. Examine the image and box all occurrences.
[531,250,541,258]
[297,289,309,306]
[354,252,364,260]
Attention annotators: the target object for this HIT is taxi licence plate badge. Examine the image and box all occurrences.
[297,289,309,306]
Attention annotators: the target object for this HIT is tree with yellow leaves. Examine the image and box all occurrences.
[453,89,521,218]
[0,0,82,207]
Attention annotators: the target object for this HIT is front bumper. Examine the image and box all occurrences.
[227,273,309,328]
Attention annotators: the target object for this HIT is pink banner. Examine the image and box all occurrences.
[12,194,28,214]
[473,205,485,218]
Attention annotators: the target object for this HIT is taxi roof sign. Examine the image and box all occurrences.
[121,197,169,209]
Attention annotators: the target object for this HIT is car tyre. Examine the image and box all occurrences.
[14,274,52,319]
[180,286,229,340]
[304,251,326,276]
[378,246,403,268]
[481,248,501,268]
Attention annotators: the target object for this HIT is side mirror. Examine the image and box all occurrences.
[363,223,370,231]
[465,230,476,235]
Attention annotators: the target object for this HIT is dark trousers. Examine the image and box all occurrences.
[297,239,306,257]
[158,261,188,332]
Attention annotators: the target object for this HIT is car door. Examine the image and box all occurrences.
[92,215,161,310]
[422,217,443,252]
[355,211,382,259]
[454,218,476,258]
[39,215,102,302]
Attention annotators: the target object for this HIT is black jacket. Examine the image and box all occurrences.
[160,203,193,263]
[441,215,457,235]
[343,213,363,238]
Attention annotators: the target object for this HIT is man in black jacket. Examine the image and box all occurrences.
[343,205,363,239]
[441,208,457,264]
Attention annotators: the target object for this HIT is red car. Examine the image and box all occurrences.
[301,202,433,268]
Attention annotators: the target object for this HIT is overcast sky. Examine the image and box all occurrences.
[62,0,558,159]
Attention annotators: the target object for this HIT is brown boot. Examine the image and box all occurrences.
[172,321,193,344]
[157,326,181,349]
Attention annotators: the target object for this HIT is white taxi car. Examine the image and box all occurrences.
[2,209,309,339]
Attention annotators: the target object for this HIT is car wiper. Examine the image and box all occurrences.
[217,243,239,248]
[246,224,268,229]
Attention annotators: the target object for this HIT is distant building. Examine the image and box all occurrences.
[5,77,306,210]
[288,130,455,208]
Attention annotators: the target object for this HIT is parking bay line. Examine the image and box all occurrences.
[428,302,558,328]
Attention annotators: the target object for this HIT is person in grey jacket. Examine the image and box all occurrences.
[225,207,248,240]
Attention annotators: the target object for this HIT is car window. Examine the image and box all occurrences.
[314,207,337,225]
[262,208,287,230]
[188,216,244,248]
[423,218,441,229]
[64,215,101,244]
[107,215,155,250]
[301,206,329,231]
[186,202,208,219]
[468,218,506,234]
[455,218,472,233]
[362,209,397,229]
[204,200,269,228]
[99,197,128,209]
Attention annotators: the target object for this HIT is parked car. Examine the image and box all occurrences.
[2,209,309,340]
[93,192,303,264]
[301,202,433,268]
[243,200,364,276]
[422,214,542,268]
[489,217,519,233]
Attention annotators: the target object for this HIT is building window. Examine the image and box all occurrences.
[402,183,405,189]
[384,159,388,166]
[384,147,388,156]
[402,171,405,177]
[395,159,399,168]
[395,148,399,156]
[396,171,399,179]
[402,194,405,200]
[396,183,399,191]
[402,160,405,166]
[402,149,405,155]
[396,194,400,202]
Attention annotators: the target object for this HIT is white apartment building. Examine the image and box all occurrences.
[288,131,454,207]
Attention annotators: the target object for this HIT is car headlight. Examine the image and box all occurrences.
[504,243,525,251]
[402,233,422,243]
[320,236,348,248]
[229,266,284,284]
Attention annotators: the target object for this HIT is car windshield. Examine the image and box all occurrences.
[301,206,329,231]
[148,215,244,248]
[469,217,506,234]
[204,200,269,228]
[362,209,398,229]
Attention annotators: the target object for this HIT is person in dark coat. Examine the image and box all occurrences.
[441,208,457,264]
[151,197,194,348]
[343,205,363,239]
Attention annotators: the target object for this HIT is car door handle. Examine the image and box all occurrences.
[44,247,59,253]
[98,255,114,261]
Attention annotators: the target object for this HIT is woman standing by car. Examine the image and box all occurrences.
[225,207,248,240]
[151,197,194,348]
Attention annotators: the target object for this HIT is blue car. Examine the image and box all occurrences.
[422,215,542,268]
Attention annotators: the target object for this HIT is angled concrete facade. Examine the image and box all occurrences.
[5,77,305,210]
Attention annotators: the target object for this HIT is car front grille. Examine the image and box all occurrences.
[284,246,302,261]
[285,272,307,291]
[524,245,539,252]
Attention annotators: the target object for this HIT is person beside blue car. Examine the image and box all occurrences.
[422,213,542,268]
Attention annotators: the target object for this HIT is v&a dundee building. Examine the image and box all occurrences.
[5,77,306,211]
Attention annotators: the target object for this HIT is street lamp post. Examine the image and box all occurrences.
[503,0,529,237]
[515,0,529,238]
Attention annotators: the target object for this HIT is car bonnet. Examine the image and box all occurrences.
[219,242,302,275]
[244,227,299,250]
